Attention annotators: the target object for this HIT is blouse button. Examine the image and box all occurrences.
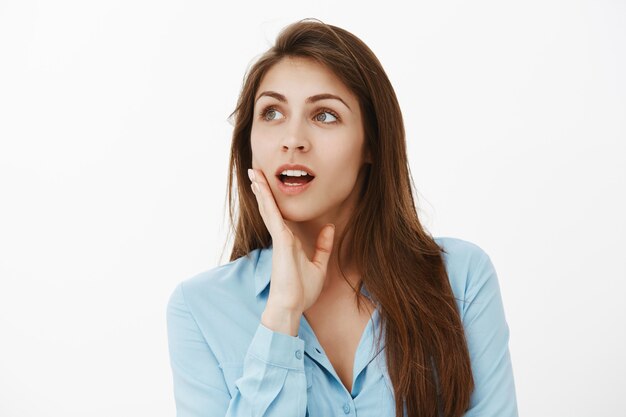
[295,350,303,359]
[343,403,351,414]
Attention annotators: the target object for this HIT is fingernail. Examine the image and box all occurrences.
[247,168,255,182]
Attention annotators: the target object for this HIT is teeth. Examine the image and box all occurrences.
[280,169,311,177]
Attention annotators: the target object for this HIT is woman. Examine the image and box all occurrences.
[167,18,518,417]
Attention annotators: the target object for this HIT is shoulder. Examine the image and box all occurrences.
[166,248,267,363]
[176,249,260,299]
[166,248,264,327]
[436,237,517,412]
[434,236,492,270]
[433,236,499,318]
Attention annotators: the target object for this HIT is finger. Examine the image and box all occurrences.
[248,168,287,238]
[312,224,335,270]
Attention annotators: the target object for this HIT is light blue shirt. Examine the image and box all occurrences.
[166,237,518,416]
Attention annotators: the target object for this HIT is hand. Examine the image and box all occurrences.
[248,168,335,315]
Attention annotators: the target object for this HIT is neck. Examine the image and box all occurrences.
[284,213,359,292]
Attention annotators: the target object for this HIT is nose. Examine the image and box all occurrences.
[279,117,310,153]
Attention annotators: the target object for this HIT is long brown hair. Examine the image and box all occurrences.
[224,18,473,417]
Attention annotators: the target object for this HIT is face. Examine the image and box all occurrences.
[250,56,370,225]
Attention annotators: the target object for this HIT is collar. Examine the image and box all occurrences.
[253,244,372,299]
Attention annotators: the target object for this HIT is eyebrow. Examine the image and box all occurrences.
[254,91,351,111]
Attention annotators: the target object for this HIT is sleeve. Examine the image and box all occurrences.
[166,282,308,417]
[461,251,519,417]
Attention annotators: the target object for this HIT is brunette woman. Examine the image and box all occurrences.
[167,18,518,417]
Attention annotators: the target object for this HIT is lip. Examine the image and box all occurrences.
[274,163,316,196]
[274,163,316,177]
[275,174,314,195]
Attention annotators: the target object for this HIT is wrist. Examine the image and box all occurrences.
[261,305,302,337]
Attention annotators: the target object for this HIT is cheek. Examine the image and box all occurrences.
[322,152,362,189]
[249,132,266,165]
[328,140,365,172]
[250,136,275,180]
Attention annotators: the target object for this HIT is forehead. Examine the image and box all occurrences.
[256,57,356,104]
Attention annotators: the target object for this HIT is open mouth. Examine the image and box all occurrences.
[278,173,315,186]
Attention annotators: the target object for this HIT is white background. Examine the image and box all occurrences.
[1,1,624,416]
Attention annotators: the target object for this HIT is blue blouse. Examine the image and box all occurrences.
[166,237,518,416]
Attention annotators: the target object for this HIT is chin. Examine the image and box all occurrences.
[280,211,317,223]
[276,203,320,224]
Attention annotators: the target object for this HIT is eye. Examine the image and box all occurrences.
[259,106,284,121]
[314,109,340,124]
